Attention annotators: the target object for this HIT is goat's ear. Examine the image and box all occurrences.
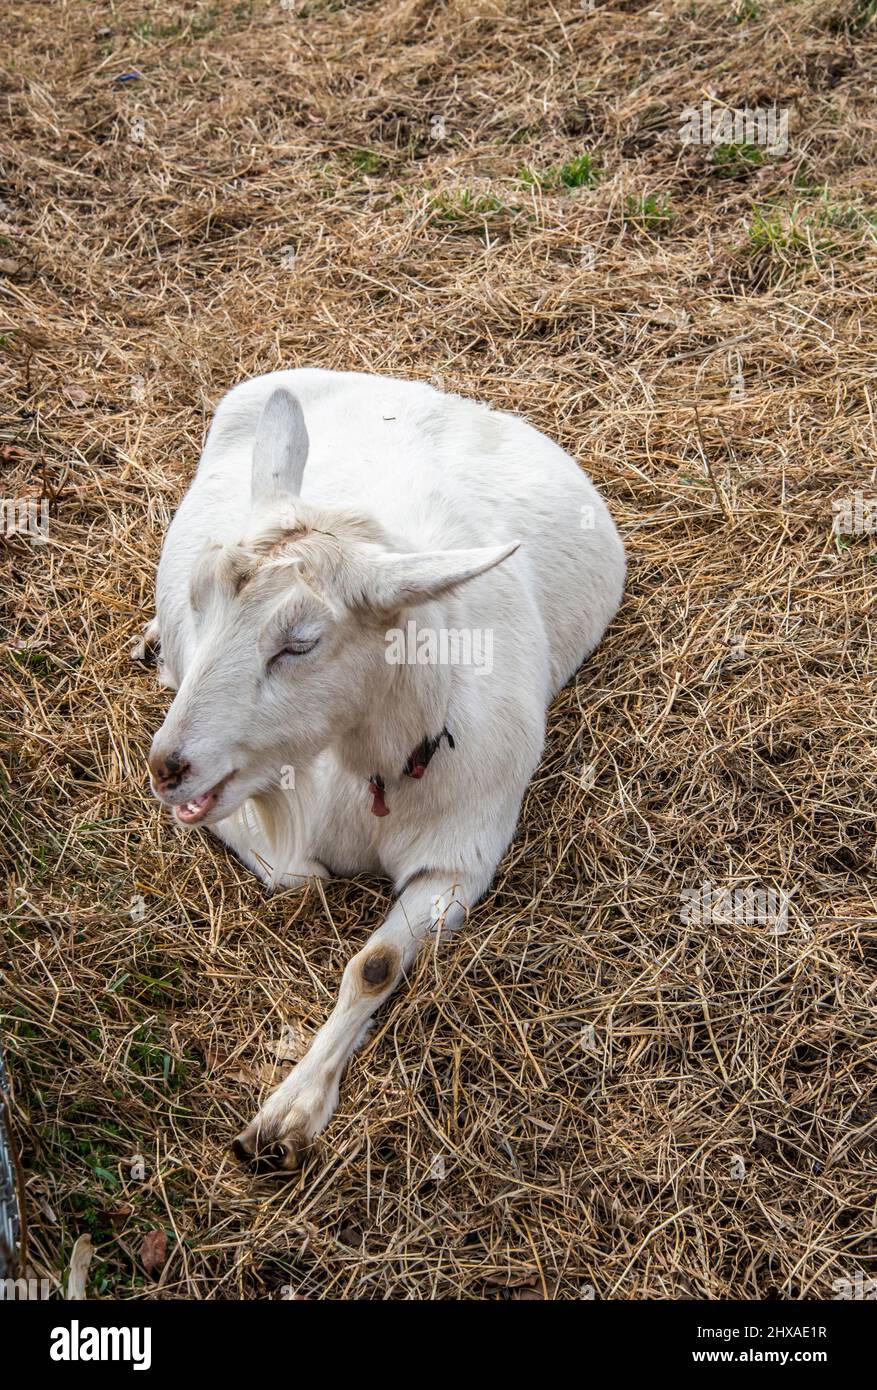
[251,388,309,506]
[364,540,520,611]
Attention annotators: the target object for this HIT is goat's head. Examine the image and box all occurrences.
[148,387,517,829]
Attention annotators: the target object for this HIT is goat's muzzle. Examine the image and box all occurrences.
[148,748,191,794]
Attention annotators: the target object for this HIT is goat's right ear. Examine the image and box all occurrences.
[251,388,309,507]
[361,540,520,613]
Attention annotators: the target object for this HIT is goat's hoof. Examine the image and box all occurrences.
[131,619,160,666]
[232,1122,310,1174]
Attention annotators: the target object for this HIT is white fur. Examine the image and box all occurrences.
[147,369,625,1167]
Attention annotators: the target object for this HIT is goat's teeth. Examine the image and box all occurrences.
[187,802,200,813]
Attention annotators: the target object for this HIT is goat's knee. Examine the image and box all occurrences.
[344,942,402,1003]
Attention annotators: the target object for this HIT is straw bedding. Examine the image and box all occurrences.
[1,0,875,1299]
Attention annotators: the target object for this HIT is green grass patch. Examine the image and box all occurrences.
[507,125,541,144]
[429,188,507,224]
[746,208,809,256]
[829,0,877,33]
[350,147,382,176]
[125,1023,191,1097]
[520,151,601,190]
[134,6,219,41]
[624,192,674,233]
[711,142,766,176]
[745,199,877,270]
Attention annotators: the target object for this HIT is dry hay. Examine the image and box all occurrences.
[1,0,876,1300]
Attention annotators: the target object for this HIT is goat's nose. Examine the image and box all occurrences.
[149,748,191,791]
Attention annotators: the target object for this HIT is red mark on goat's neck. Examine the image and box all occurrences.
[367,728,456,818]
[368,776,389,817]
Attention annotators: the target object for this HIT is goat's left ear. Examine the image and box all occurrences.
[251,387,309,506]
[364,540,520,612]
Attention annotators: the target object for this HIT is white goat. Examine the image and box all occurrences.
[144,369,625,1170]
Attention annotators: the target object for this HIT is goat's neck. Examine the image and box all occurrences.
[336,601,453,782]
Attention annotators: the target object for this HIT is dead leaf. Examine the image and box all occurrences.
[646,305,691,329]
[273,1020,307,1061]
[65,386,89,407]
[140,1228,168,1279]
[0,258,21,276]
[101,1204,133,1230]
[66,1232,94,1299]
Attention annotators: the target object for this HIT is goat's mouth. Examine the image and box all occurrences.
[172,773,236,826]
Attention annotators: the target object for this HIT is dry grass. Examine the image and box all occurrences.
[1,0,876,1300]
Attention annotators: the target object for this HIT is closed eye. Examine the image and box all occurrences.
[268,636,320,667]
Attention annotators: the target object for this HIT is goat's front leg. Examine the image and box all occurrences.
[231,871,472,1172]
